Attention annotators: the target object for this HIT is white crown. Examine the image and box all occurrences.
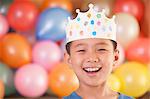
[65,4,116,44]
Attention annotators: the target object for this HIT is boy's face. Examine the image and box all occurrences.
[65,38,119,87]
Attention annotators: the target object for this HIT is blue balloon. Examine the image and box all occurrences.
[36,8,71,41]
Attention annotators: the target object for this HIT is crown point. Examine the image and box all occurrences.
[89,4,94,9]
[76,9,80,13]
[102,9,106,14]
[112,15,116,20]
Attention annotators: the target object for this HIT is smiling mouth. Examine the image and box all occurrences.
[83,67,102,73]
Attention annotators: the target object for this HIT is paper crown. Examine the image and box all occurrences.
[65,4,116,44]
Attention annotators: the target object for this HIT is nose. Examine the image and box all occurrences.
[86,52,100,63]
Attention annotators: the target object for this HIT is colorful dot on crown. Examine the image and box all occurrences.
[97,14,101,18]
[69,31,72,36]
[80,31,84,35]
[91,20,94,25]
[92,31,96,36]
[84,21,88,26]
[97,21,101,26]
[87,13,91,18]
[77,18,80,21]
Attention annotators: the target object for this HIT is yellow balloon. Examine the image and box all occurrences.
[114,62,149,97]
[107,73,121,92]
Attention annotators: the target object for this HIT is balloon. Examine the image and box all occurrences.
[126,37,150,64]
[14,0,44,6]
[116,42,125,66]
[0,14,9,38]
[40,0,73,12]
[114,0,144,21]
[36,8,70,41]
[18,30,36,46]
[48,62,79,97]
[15,63,48,98]
[0,3,9,16]
[1,0,13,3]
[81,0,112,16]
[0,41,2,60]
[7,1,39,31]
[115,13,139,48]
[1,33,31,68]
[0,62,16,96]
[32,40,62,71]
[114,62,149,97]
[107,73,121,92]
[0,80,5,98]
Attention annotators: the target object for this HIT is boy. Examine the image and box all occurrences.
[64,4,133,99]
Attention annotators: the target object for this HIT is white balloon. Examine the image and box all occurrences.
[115,13,140,49]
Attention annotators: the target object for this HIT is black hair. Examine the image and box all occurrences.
[65,40,117,55]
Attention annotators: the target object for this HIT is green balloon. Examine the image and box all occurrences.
[1,0,13,4]
[0,62,16,96]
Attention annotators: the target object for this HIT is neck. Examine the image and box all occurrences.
[76,81,117,99]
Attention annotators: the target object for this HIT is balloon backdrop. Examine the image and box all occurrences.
[0,0,13,15]
[0,63,16,96]
[48,62,79,97]
[114,62,149,97]
[32,40,62,71]
[107,73,121,92]
[36,8,70,41]
[0,41,2,60]
[7,1,39,31]
[1,33,31,68]
[15,64,48,98]
[114,0,144,21]
[0,14,9,38]
[40,0,73,12]
[115,13,139,48]
[0,80,5,98]
[126,37,150,64]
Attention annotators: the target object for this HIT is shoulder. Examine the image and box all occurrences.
[118,94,134,99]
[63,92,82,99]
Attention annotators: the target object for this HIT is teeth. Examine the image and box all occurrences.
[84,67,100,72]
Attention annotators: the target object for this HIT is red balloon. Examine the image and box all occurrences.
[126,37,150,64]
[7,1,39,31]
[114,0,144,21]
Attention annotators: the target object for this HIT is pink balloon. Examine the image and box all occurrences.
[15,64,48,98]
[32,40,62,71]
[116,42,125,66]
[0,14,9,38]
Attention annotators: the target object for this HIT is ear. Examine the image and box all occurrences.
[64,51,72,67]
[112,49,119,71]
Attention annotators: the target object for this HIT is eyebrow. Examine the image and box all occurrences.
[95,42,110,46]
[74,43,86,48]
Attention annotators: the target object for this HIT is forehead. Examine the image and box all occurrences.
[71,38,113,47]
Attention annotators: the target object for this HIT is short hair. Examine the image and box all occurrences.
[65,40,117,55]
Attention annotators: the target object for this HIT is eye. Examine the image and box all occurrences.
[97,49,107,51]
[76,50,85,52]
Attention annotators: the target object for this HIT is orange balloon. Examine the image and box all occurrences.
[1,33,31,68]
[48,62,79,97]
[0,80,5,98]
[40,0,73,12]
